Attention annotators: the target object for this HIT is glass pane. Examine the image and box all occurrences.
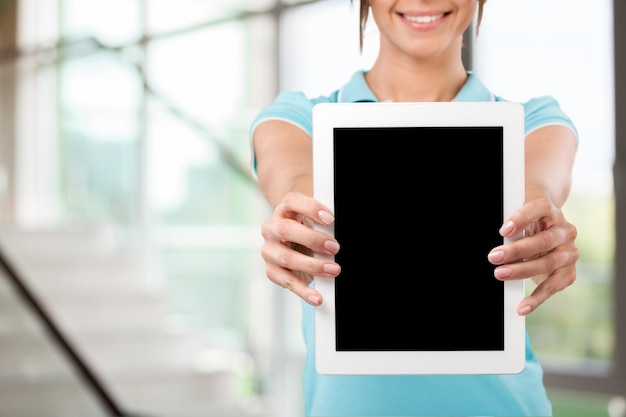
[144,12,271,411]
[147,0,275,35]
[146,21,256,225]
[474,0,615,371]
[146,22,248,147]
[60,0,141,45]
[58,53,142,226]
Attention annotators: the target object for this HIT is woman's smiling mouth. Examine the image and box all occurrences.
[402,13,446,23]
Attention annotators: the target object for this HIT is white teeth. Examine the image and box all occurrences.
[403,13,444,23]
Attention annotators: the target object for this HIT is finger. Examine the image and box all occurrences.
[493,244,573,281]
[499,197,554,237]
[261,240,341,280]
[489,223,575,266]
[275,191,335,226]
[517,266,577,315]
[265,262,324,306]
[262,218,340,257]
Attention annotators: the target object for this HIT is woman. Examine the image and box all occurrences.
[250,0,579,415]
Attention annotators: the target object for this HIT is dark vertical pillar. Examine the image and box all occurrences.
[612,0,626,394]
[0,0,17,222]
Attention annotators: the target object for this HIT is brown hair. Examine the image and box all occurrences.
[353,0,487,51]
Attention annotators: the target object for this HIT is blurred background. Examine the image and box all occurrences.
[0,0,624,416]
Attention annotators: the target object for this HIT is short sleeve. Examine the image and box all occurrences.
[248,91,315,175]
[249,91,316,138]
[249,91,335,175]
[523,96,579,142]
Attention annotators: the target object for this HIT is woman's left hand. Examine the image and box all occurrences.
[487,195,579,316]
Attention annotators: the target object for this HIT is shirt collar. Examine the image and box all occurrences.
[337,70,495,103]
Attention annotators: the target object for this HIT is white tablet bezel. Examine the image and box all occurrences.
[312,101,526,375]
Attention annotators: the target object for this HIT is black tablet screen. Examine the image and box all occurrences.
[333,126,505,351]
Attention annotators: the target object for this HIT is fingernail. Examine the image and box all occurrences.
[494,267,512,279]
[518,304,532,315]
[307,294,321,305]
[488,250,504,263]
[324,240,340,253]
[499,220,514,236]
[318,210,334,225]
[323,263,340,274]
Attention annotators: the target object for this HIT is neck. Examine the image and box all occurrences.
[365,45,468,102]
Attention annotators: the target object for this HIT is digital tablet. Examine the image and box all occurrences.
[312,101,526,375]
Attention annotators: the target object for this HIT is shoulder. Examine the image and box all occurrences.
[494,94,579,140]
[249,70,372,137]
[250,89,338,137]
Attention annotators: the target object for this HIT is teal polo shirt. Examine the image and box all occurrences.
[250,70,578,416]
[250,70,578,147]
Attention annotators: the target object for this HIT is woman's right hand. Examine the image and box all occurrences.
[260,191,341,306]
